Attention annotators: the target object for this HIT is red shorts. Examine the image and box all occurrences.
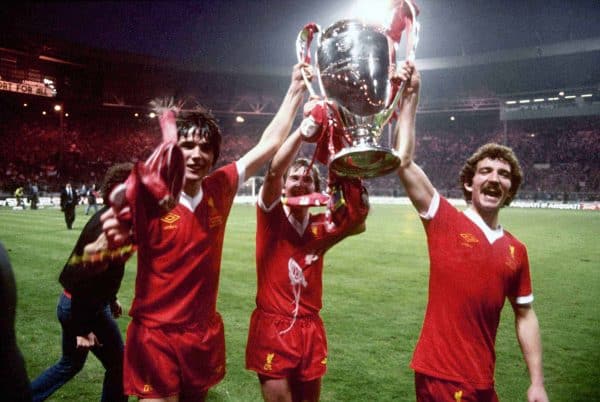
[245,309,327,382]
[415,372,499,402]
[124,314,226,399]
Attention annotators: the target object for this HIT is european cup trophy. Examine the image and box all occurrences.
[296,0,420,178]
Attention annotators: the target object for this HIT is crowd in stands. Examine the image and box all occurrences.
[366,115,600,202]
[1,105,598,202]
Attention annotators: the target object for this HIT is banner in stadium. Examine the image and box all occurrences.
[0,79,56,97]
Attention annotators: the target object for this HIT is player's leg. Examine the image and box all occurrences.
[290,377,321,402]
[91,304,127,402]
[30,293,88,400]
[259,375,293,402]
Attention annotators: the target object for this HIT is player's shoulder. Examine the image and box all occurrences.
[206,162,237,183]
[502,229,526,248]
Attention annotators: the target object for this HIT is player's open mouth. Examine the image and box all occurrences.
[482,184,502,198]
[289,186,311,197]
[187,164,204,172]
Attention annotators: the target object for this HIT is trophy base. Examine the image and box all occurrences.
[330,145,401,179]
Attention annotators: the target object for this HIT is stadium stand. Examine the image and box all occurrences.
[0,32,598,203]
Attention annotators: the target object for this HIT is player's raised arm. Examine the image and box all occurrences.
[394,61,435,215]
[238,62,311,179]
[260,128,304,207]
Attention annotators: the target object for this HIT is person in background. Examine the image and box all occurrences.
[30,163,134,402]
[15,186,25,209]
[86,184,99,215]
[29,182,40,210]
[394,61,549,402]
[60,182,79,229]
[0,241,32,402]
[79,184,88,205]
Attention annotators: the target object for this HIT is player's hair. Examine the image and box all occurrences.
[459,143,523,206]
[284,158,322,192]
[176,107,222,165]
[100,162,134,201]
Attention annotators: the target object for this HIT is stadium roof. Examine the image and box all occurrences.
[1,1,599,105]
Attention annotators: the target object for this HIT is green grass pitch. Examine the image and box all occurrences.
[1,203,598,401]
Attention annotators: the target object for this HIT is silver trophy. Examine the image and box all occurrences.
[296,1,419,178]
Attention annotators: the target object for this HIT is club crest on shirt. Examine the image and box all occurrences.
[215,364,224,375]
[505,244,518,270]
[207,196,223,228]
[454,390,463,401]
[161,212,180,230]
[459,232,479,248]
[263,353,275,371]
[143,384,153,393]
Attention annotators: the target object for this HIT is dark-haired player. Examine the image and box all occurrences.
[102,62,311,402]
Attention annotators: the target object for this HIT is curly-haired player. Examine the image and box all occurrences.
[395,61,549,402]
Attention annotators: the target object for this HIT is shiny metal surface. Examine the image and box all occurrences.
[317,20,390,117]
[315,19,401,177]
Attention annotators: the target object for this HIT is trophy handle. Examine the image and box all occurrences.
[376,0,421,128]
[296,23,321,98]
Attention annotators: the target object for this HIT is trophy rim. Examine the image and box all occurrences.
[330,146,401,179]
[321,18,387,38]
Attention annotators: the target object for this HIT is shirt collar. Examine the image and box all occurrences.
[283,205,310,236]
[180,188,203,212]
[463,207,504,244]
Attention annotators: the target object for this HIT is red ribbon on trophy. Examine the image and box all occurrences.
[386,0,420,112]
[299,97,352,167]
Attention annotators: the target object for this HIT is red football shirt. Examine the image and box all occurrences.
[410,195,533,389]
[255,201,327,317]
[129,163,238,328]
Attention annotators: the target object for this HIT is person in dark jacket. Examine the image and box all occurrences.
[60,182,79,229]
[30,163,134,402]
[0,241,32,402]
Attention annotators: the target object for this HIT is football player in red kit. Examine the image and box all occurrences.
[101,62,312,402]
[245,125,369,401]
[395,60,549,402]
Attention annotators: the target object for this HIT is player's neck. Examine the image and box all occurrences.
[288,206,309,223]
[183,180,202,198]
[469,205,500,230]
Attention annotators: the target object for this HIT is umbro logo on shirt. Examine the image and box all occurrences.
[161,212,180,230]
[505,244,518,271]
[459,232,479,248]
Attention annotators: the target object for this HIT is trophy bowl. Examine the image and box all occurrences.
[319,19,399,178]
[318,20,391,117]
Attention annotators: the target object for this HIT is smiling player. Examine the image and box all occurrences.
[395,61,549,402]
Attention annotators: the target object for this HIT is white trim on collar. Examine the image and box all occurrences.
[180,189,203,212]
[283,205,309,236]
[463,208,504,244]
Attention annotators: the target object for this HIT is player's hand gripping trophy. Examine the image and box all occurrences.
[296,0,420,178]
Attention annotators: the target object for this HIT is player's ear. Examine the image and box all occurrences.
[463,180,473,194]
